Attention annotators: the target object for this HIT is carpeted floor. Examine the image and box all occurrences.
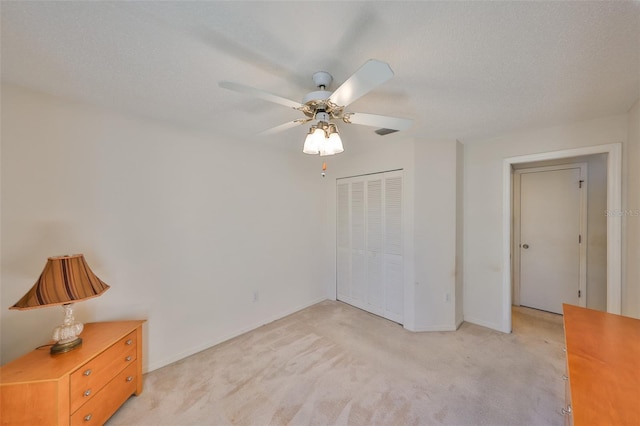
[108,300,566,426]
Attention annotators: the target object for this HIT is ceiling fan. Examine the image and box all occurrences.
[219,59,412,156]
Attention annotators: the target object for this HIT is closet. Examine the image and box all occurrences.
[336,170,403,323]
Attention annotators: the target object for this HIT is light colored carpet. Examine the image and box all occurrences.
[108,301,566,426]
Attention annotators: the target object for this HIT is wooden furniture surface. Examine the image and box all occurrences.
[562,304,640,426]
[1,320,144,426]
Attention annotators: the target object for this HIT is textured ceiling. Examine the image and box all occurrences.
[1,1,639,145]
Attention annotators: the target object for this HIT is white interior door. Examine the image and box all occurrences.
[336,171,403,324]
[516,165,586,314]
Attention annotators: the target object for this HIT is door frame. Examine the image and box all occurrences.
[513,163,588,309]
[501,143,622,333]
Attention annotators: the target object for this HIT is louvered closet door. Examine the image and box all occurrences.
[384,176,403,323]
[336,171,403,323]
[336,182,351,302]
[351,181,366,302]
[366,178,384,315]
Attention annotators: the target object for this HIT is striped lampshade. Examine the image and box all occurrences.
[11,254,110,310]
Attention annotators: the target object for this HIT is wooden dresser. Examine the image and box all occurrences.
[562,304,640,425]
[0,320,145,426]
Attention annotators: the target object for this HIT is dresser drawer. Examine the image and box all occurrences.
[70,330,137,413]
[70,362,137,426]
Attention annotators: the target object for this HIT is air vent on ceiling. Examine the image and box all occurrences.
[375,128,399,136]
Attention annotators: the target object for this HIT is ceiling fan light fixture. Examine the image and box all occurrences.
[320,124,344,156]
[303,125,324,154]
[220,60,412,159]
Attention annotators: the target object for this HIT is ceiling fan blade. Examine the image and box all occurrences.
[204,29,309,90]
[219,81,302,109]
[328,59,394,107]
[259,119,310,136]
[344,112,412,131]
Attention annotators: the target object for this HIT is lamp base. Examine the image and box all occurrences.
[51,337,83,354]
[51,304,84,355]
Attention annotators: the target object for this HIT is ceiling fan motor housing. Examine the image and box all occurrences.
[302,90,332,105]
[312,71,333,89]
[301,71,334,110]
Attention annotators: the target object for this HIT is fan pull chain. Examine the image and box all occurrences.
[321,162,327,178]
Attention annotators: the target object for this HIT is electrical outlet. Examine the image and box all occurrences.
[445,293,450,303]
[253,291,259,302]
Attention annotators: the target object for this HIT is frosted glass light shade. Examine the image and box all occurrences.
[303,127,324,154]
[303,121,345,156]
[320,127,344,156]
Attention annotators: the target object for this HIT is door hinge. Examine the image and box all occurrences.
[579,180,584,188]
[579,235,582,244]
[578,290,581,298]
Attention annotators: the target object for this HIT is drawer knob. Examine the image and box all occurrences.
[84,414,93,422]
[84,389,91,397]
[126,376,134,382]
[562,405,572,415]
[562,374,568,381]
[83,369,92,376]
[126,355,132,362]
[126,339,133,345]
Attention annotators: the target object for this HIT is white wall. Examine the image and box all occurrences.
[0,84,328,369]
[413,140,460,331]
[455,141,464,326]
[464,114,631,332]
[625,100,640,318]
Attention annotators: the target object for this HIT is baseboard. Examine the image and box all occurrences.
[455,317,464,330]
[405,323,458,332]
[463,315,506,333]
[146,296,328,373]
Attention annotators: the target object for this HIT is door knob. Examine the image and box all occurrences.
[522,244,529,249]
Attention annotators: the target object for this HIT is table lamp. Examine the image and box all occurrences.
[10,254,110,354]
